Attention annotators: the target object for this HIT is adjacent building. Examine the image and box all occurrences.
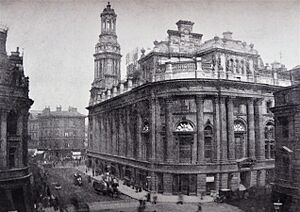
[0,27,34,211]
[271,67,300,211]
[87,3,292,195]
[28,110,42,149]
[38,106,86,159]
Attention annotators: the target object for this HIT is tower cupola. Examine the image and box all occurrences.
[100,2,117,35]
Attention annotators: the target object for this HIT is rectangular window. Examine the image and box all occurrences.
[9,147,16,168]
[266,101,272,113]
[279,117,289,138]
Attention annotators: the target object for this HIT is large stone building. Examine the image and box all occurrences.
[87,3,292,195]
[28,110,42,149]
[38,106,86,159]
[271,67,300,211]
[0,27,33,211]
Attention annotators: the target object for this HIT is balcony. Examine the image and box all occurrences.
[7,135,22,142]
[0,167,30,181]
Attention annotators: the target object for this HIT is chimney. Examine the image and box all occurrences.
[56,106,62,112]
[223,31,233,40]
[176,20,194,34]
[0,27,8,55]
[68,106,77,112]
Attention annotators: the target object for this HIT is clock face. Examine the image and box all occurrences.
[183,29,189,34]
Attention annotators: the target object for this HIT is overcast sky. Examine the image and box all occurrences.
[0,0,299,115]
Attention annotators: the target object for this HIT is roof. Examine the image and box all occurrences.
[29,110,42,119]
[40,110,86,118]
[291,65,300,70]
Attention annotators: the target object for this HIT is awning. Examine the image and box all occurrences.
[282,146,293,153]
[239,184,246,191]
[72,151,81,155]
[206,176,215,182]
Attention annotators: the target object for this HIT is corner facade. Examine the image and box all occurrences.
[0,27,34,212]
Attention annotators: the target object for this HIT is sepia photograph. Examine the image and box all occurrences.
[0,0,299,211]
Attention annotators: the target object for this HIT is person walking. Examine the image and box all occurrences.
[177,193,183,204]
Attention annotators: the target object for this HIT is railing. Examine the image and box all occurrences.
[7,135,22,142]
[0,167,30,181]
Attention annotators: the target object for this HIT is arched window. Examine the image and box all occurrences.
[234,120,246,133]
[175,121,194,132]
[7,111,18,136]
[204,125,213,161]
[265,122,275,159]
[234,120,247,159]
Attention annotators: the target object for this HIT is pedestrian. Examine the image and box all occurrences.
[197,202,202,212]
[146,192,151,202]
[152,192,157,204]
[177,193,183,204]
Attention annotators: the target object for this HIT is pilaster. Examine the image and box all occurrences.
[163,173,173,194]
[137,112,143,160]
[255,99,265,160]
[150,96,157,162]
[196,95,205,163]
[213,96,221,162]
[0,110,8,167]
[165,98,174,163]
[220,96,228,161]
[196,174,206,195]
[247,99,256,159]
[126,108,133,158]
[227,97,235,160]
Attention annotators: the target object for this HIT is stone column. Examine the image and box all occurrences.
[111,112,116,155]
[213,97,221,162]
[163,173,173,194]
[137,112,143,160]
[196,96,204,163]
[126,107,133,158]
[107,115,112,154]
[17,111,24,167]
[150,96,156,162]
[165,98,174,163]
[227,97,235,160]
[255,99,265,160]
[220,173,228,189]
[250,170,257,187]
[0,110,8,167]
[220,97,228,161]
[196,174,206,195]
[247,99,256,159]
[119,110,125,157]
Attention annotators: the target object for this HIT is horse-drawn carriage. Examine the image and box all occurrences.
[73,172,83,186]
[92,174,119,198]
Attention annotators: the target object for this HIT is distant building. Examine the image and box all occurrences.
[272,67,300,211]
[28,110,42,149]
[0,27,34,211]
[38,106,86,159]
[87,3,292,195]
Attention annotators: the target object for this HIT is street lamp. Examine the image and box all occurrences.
[273,200,283,212]
[55,183,64,212]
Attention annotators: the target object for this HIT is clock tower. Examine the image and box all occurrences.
[92,2,121,92]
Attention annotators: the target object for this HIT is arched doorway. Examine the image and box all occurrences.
[234,120,247,159]
[175,120,195,164]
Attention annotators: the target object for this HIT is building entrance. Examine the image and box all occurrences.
[173,174,197,195]
[178,134,193,163]
[240,171,251,188]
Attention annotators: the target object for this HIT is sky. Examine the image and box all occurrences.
[0,0,299,115]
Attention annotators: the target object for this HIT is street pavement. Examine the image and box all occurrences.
[75,165,212,203]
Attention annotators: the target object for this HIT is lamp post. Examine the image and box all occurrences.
[273,200,283,212]
[54,183,63,212]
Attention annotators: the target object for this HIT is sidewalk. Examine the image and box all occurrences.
[76,165,213,204]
